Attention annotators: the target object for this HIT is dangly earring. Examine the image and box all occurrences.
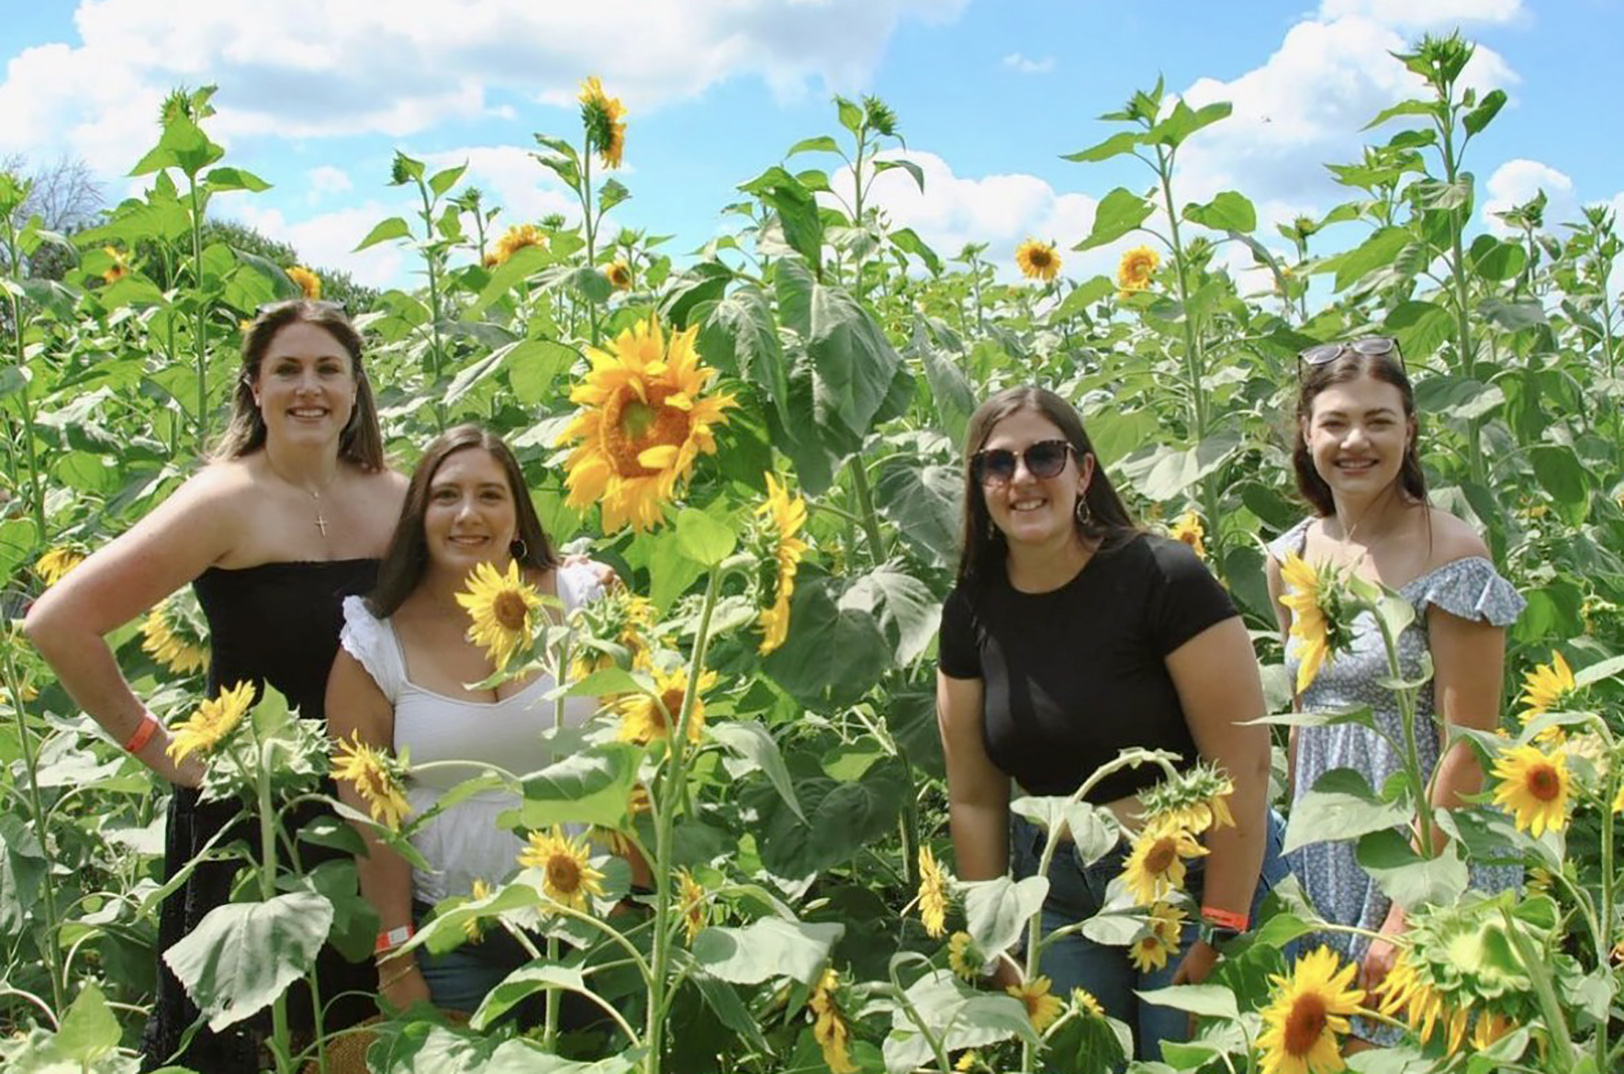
[510,536,529,561]
[1074,492,1094,526]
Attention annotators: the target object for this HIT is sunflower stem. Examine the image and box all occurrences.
[1500,904,1578,1068]
[1596,764,1616,1068]
[2,637,64,1014]
[1371,605,1438,860]
[254,736,293,1074]
[848,456,888,567]
[888,953,954,1074]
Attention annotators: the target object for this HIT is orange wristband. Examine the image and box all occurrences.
[123,713,160,754]
[1200,905,1249,931]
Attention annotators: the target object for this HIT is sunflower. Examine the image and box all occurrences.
[947,931,980,981]
[455,559,544,671]
[578,75,627,169]
[1169,510,1206,560]
[286,265,321,300]
[464,877,492,942]
[1117,244,1160,299]
[101,245,129,284]
[1278,550,1349,693]
[1071,988,1105,1019]
[616,666,717,746]
[141,592,210,676]
[34,547,83,587]
[1490,743,1570,837]
[1517,650,1578,743]
[1376,950,1453,1049]
[572,588,658,680]
[590,783,652,857]
[331,732,412,830]
[605,259,633,290]
[486,223,546,267]
[167,680,255,762]
[808,968,858,1074]
[1007,975,1064,1033]
[1128,929,1176,973]
[1470,1011,1515,1051]
[1014,238,1061,282]
[558,315,737,534]
[677,868,708,945]
[1141,760,1235,836]
[1121,820,1208,906]
[517,827,606,913]
[1256,946,1366,1074]
[916,845,949,938]
[756,474,810,655]
[954,1051,979,1072]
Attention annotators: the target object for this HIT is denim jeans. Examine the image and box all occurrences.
[413,920,541,1021]
[1011,808,1290,1063]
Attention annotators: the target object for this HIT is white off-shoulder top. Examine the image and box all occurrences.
[339,563,604,904]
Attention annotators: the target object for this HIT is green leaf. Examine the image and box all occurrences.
[874,458,961,569]
[1061,130,1143,164]
[1320,227,1411,293]
[1467,234,1526,282]
[675,507,735,567]
[1364,97,1439,130]
[514,745,641,830]
[740,166,823,271]
[1135,983,1239,1020]
[963,875,1049,958]
[564,265,614,305]
[749,755,908,874]
[1382,299,1454,361]
[1478,297,1547,331]
[470,962,584,1030]
[873,157,925,193]
[1047,274,1116,324]
[1462,88,1507,135]
[52,982,121,1064]
[691,918,844,985]
[469,244,553,314]
[355,216,413,251]
[1073,188,1154,251]
[840,566,941,666]
[695,285,791,424]
[912,322,975,442]
[163,891,333,1030]
[710,720,805,822]
[1283,767,1412,855]
[204,166,272,193]
[1574,654,1624,688]
[428,163,467,199]
[1243,706,1377,731]
[1147,100,1232,147]
[787,135,841,156]
[883,968,1035,1072]
[507,340,581,406]
[1529,446,1591,510]
[1182,191,1256,234]
[597,177,631,214]
[774,258,904,442]
[1355,829,1468,909]
[689,969,774,1055]
[1116,433,1240,502]
[889,227,942,275]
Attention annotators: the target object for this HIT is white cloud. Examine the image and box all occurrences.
[306,165,353,200]
[1317,0,1526,29]
[1002,53,1054,74]
[1482,158,1577,233]
[233,200,407,290]
[423,146,578,227]
[0,0,969,175]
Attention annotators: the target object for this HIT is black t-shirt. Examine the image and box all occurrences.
[938,534,1237,804]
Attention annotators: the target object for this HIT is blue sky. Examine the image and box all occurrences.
[2,0,1620,290]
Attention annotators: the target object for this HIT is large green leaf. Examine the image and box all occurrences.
[1182,191,1256,234]
[775,258,904,443]
[1355,830,1468,909]
[1282,767,1411,855]
[1061,130,1143,164]
[841,566,942,666]
[162,891,333,1030]
[1382,300,1455,361]
[751,755,909,875]
[371,1021,635,1074]
[762,575,890,707]
[51,982,121,1066]
[710,720,805,822]
[1117,433,1240,501]
[911,319,976,444]
[1072,188,1154,252]
[1135,983,1239,1020]
[963,875,1049,958]
[874,458,961,568]
[740,166,824,271]
[695,285,791,424]
[690,918,843,985]
[513,744,641,830]
[882,967,1035,1074]
[1146,100,1232,147]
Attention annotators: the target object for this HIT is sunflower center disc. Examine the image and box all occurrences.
[1283,993,1328,1056]
[660,688,687,730]
[605,390,694,477]
[1528,766,1560,801]
[1144,840,1176,875]
[548,855,581,894]
[493,592,530,632]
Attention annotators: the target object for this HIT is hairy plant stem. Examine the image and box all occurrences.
[414,176,450,431]
[1370,605,1438,858]
[254,743,293,1074]
[2,641,64,1013]
[1,215,47,545]
[848,456,889,567]
[580,141,601,347]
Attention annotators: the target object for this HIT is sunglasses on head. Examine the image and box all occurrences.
[255,298,348,317]
[1297,336,1405,375]
[971,439,1074,486]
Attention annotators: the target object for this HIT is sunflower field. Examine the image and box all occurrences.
[3,29,1623,1074]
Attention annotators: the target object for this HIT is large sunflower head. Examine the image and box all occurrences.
[1006,975,1064,1033]
[1256,946,1366,1074]
[754,473,810,655]
[1278,550,1353,693]
[167,680,256,762]
[286,265,321,300]
[1117,244,1161,298]
[141,590,211,676]
[331,732,411,830]
[808,968,858,1074]
[34,546,84,588]
[1121,819,1208,906]
[1141,760,1236,836]
[1014,238,1061,282]
[1517,650,1579,743]
[617,666,717,746]
[486,223,547,267]
[454,559,544,671]
[916,845,949,938]
[1490,743,1570,837]
[558,315,737,534]
[578,75,627,169]
[518,827,606,912]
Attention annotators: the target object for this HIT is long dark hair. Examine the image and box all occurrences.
[1292,349,1427,516]
[213,299,384,470]
[368,424,559,616]
[955,386,1138,591]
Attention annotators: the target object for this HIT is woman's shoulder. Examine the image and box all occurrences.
[1264,517,1315,564]
[1421,507,1490,565]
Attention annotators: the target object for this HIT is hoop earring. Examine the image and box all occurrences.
[1074,495,1094,526]
[510,537,529,561]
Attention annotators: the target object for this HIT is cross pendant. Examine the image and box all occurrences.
[315,513,328,536]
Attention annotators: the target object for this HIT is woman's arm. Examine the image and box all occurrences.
[326,649,429,1011]
[936,671,1008,881]
[23,470,240,787]
[1165,616,1273,984]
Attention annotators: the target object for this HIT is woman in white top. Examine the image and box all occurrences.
[326,424,605,1015]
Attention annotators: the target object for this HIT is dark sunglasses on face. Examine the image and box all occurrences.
[1297,335,1405,375]
[972,439,1074,485]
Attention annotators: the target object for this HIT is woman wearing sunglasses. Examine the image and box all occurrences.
[936,386,1285,1062]
[25,299,407,1070]
[1265,338,1522,1049]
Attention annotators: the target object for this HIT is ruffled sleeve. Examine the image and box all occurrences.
[338,595,406,700]
[1266,517,1313,563]
[557,561,609,613]
[1407,557,1526,627]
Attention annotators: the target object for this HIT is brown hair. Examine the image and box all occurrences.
[956,386,1138,591]
[1292,349,1427,516]
[368,424,558,617]
[213,299,384,469]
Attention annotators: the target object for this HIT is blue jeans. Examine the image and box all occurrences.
[414,922,539,1020]
[1011,808,1290,1063]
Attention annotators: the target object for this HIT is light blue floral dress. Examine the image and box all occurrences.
[1269,518,1525,1043]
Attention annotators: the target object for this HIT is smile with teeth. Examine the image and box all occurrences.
[289,407,328,418]
[1011,497,1048,511]
[1335,458,1378,471]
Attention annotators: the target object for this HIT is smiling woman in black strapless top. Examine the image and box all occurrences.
[25,299,407,1072]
